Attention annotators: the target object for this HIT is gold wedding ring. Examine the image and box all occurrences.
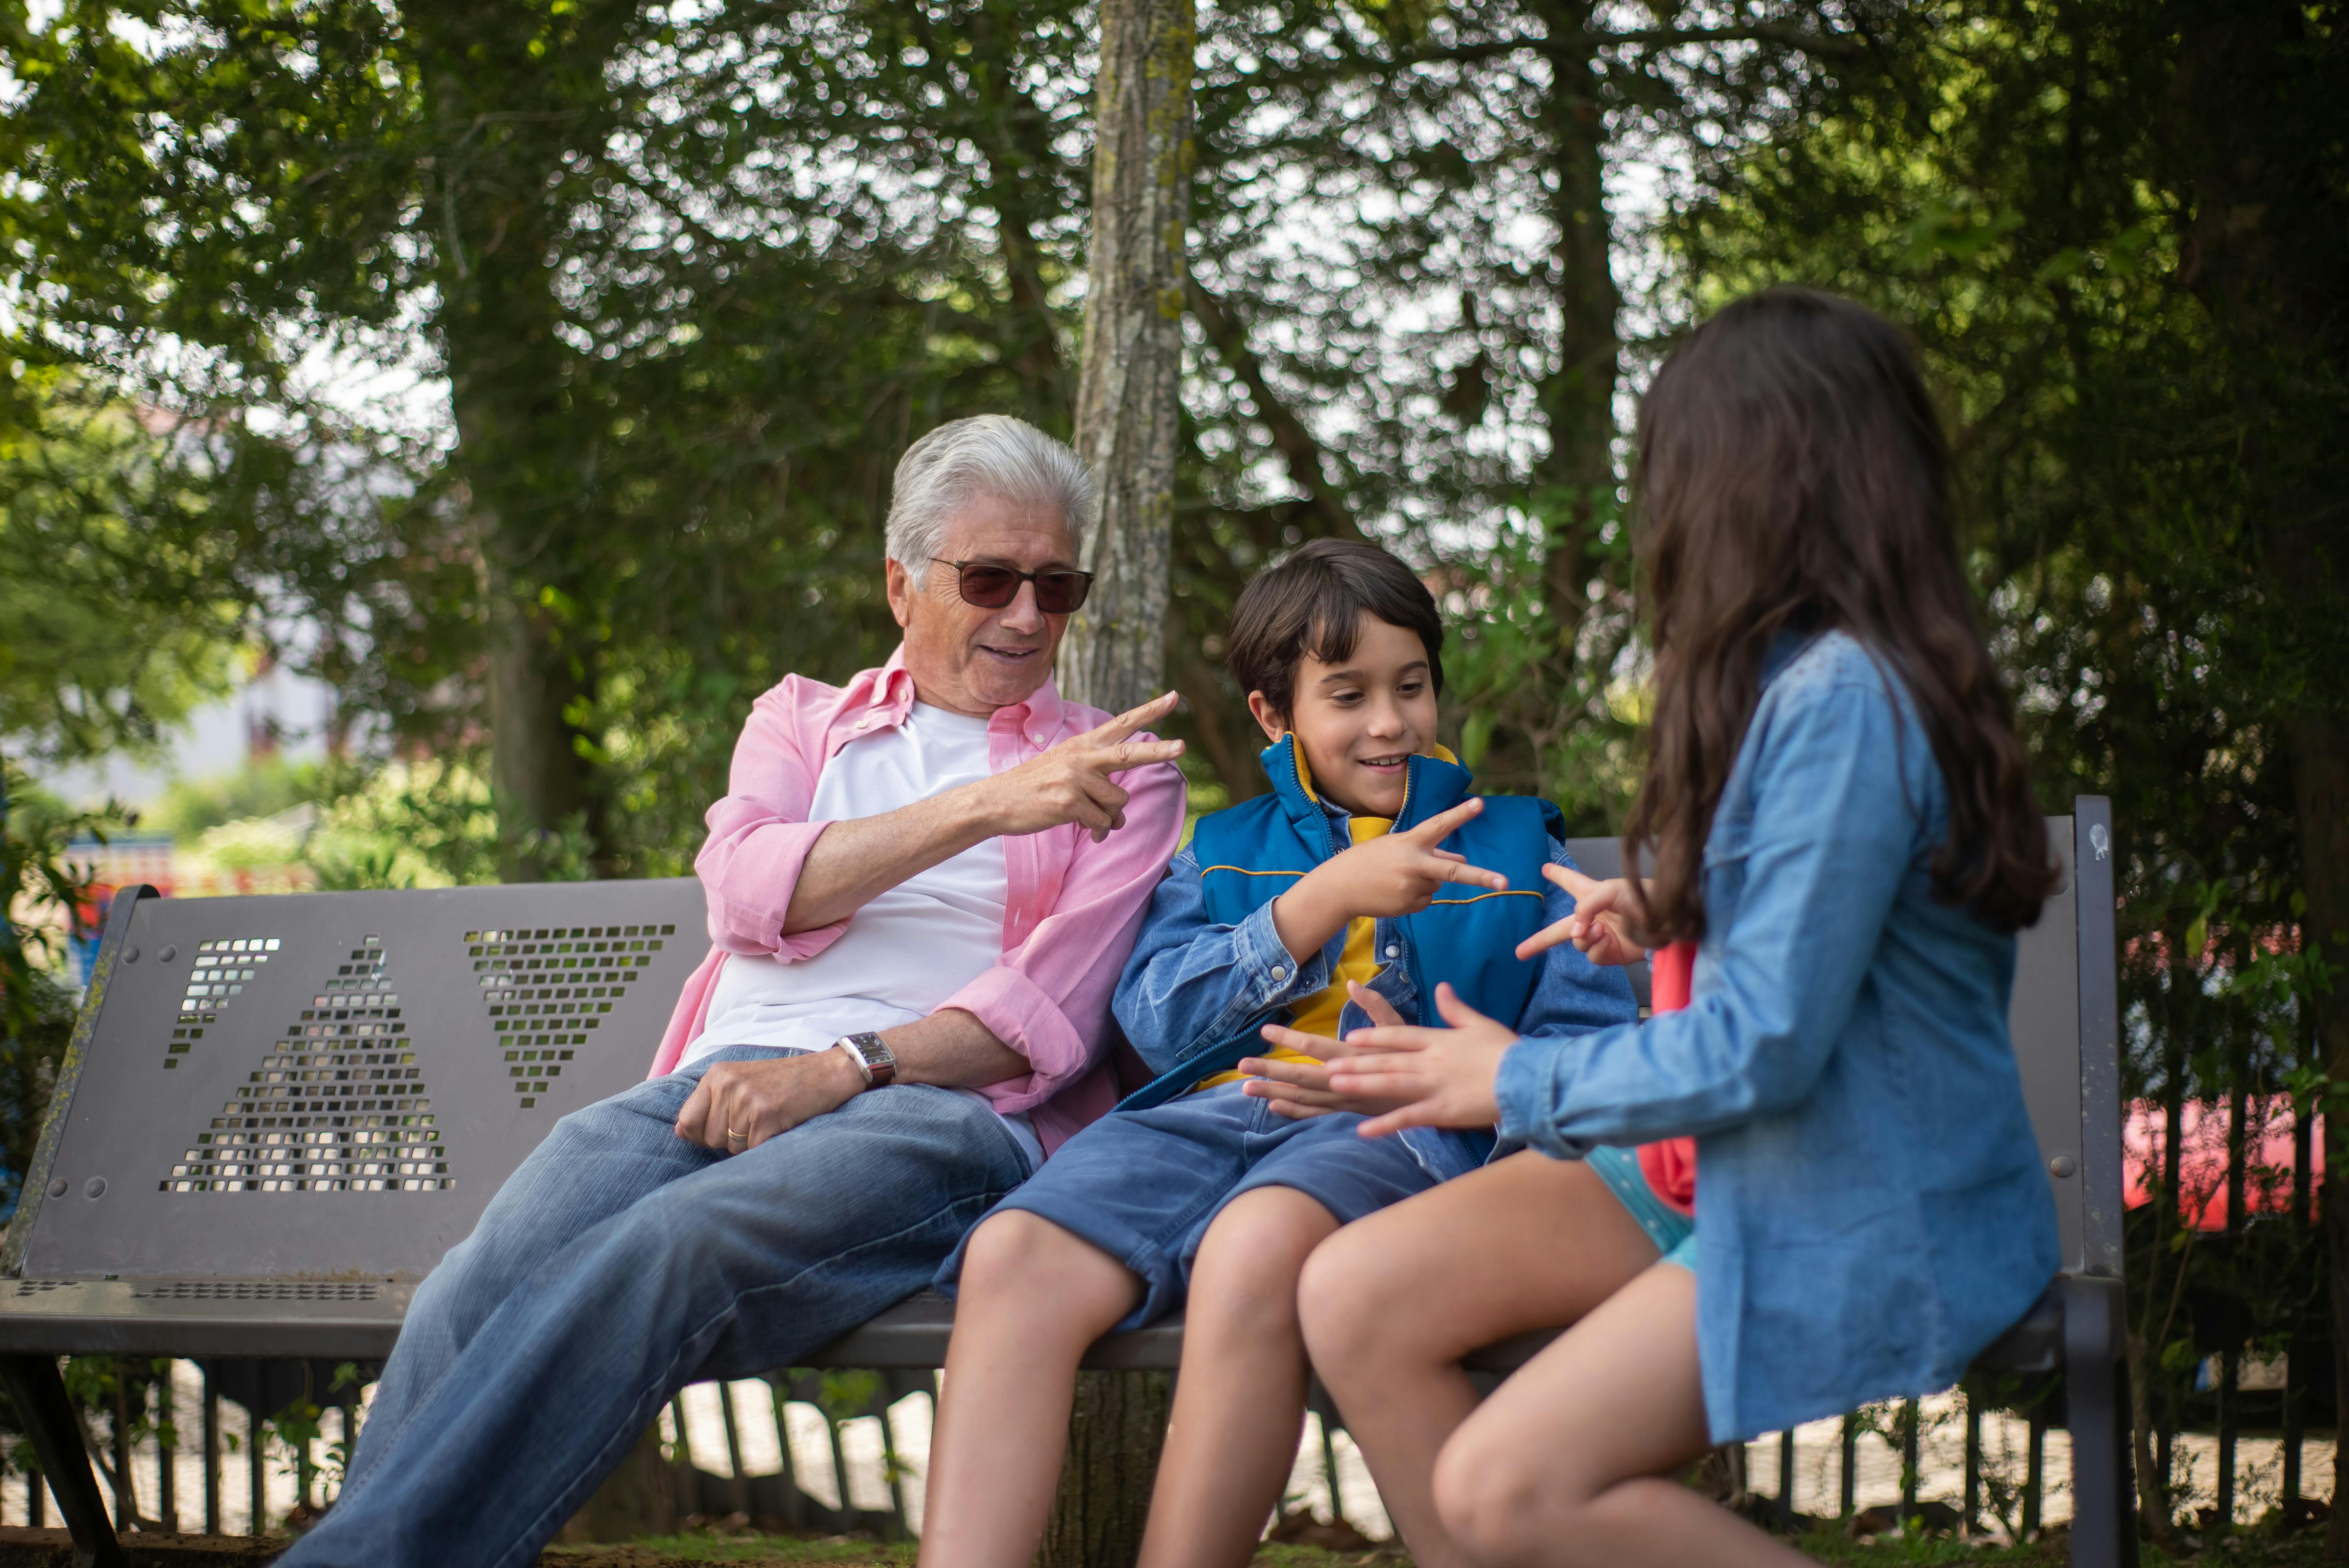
[726,1128,749,1143]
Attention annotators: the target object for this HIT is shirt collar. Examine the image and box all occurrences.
[868,645,919,718]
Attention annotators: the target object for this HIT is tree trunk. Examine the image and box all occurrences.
[1043,1370,1174,1568]
[446,264,604,883]
[1528,1,1620,660]
[1058,0,1195,716]
[413,9,629,884]
[1037,7,1192,1562]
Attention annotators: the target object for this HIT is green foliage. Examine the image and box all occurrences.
[0,759,114,1214]
[154,757,332,843]
[0,369,245,766]
[308,757,504,888]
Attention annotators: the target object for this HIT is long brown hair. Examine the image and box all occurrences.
[1623,287,2057,940]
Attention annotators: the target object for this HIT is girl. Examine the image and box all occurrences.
[1240,286,2063,1567]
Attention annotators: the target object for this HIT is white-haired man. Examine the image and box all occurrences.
[284,417,1187,1568]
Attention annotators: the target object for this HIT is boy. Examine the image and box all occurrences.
[917,539,1637,1568]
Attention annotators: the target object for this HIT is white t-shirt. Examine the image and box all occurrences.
[684,701,1042,1171]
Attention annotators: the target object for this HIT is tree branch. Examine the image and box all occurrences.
[1221,21,1866,98]
[1185,278,1359,540]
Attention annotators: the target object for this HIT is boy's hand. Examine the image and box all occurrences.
[1323,982,1517,1137]
[1271,798,1507,962]
[1515,863,1647,967]
[1239,982,1416,1119]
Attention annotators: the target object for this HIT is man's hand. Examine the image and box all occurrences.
[783,692,1185,932]
[1322,982,1518,1137]
[976,691,1187,843]
[1271,798,1508,962]
[1239,981,1418,1119]
[674,1046,868,1153]
[1515,862,1648,967]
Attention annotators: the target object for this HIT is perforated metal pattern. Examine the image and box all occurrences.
[165,935,280,1068]
[25,878,708,1283]
[471,923,676,1109]
[162,933,451,1196]
[127,1280,380,1301]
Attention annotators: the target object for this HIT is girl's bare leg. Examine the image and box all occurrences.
[919,1211,1141,1568]
[1135,1185,1340,1568]
[1297,1151,1663,1568]
[1433,1263,1809,1568]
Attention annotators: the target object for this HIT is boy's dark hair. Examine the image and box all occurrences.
[1225,538,1444,717]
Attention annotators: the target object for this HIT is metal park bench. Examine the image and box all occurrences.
[1,802,2130,1568]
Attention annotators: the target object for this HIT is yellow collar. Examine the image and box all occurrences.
[1289,737,1459,804]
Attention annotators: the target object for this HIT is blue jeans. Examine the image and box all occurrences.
[280,1048,1032,1568]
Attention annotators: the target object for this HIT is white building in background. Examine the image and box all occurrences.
[35,653,339,817]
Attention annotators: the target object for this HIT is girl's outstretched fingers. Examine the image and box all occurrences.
[1333,984,1517,1137]
[1520,863,1649,966]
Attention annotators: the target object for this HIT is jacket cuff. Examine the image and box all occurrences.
[943,964,1093,1113]
[1495,1034,1592,1160]
[1228,899,1329,1013]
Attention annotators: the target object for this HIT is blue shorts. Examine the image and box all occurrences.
[1584,1144,1697,1270]
[937,1083,1440,1330]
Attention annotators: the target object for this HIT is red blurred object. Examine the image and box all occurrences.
[2124,1096,2319,1231]
[1638,941,1700,1218]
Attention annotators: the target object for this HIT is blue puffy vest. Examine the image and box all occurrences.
[1119,734,1560,1109]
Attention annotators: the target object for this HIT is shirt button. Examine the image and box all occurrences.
[1385,944,1400,958]
[1032,734,1044,745]
[854,717,872,730]
[1269,967,1287,982]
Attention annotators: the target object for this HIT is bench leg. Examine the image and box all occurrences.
[2062,1276,2136,1568]
[0,1353,128,1568]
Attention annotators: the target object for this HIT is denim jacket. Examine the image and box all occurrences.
[1494,631,2062,1441]
[1113,773,1638,1184]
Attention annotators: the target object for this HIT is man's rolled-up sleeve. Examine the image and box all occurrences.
[693,679,853,961]
[946,754,1188,1113]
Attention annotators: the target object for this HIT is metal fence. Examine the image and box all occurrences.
[18,1356,2328,1545]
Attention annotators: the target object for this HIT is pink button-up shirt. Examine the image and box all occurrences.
[651,646,1185,1157]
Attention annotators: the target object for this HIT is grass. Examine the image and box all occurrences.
[530,1518,2342,1566]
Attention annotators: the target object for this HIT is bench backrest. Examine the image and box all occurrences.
[7,802,2121,1288]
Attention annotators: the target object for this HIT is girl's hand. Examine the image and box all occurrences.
[1515,863,1648,967]
[1240,982,1416,1119]
[1324,982,1518,1137]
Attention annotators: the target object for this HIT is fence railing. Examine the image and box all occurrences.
[15,1357,2327,1543]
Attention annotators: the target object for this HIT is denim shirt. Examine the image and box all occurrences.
[1114,819,1639,1183]
[1494,631,2061,1441]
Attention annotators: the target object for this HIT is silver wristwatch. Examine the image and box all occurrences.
[834,1032,897,1090]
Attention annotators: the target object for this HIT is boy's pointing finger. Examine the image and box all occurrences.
[1405,797,1484,842]
[1432,857,1508,890]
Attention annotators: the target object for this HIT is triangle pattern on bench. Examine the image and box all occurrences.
[468,921,676,1109]
[161,933,451,1195]
[162,934,280,1069]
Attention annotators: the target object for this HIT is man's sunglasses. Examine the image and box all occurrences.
[931,558,1095,615]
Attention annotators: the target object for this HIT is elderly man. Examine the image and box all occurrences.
[284,416,1187,1568]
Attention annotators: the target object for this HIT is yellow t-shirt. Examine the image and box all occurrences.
[1196,813,1393,1091]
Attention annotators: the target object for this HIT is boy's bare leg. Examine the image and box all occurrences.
[1134,1185,1340,1568]
[1297,1151,1662,1568]
[1433,1263,1809,1568]
[919,1212,1142,1568]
